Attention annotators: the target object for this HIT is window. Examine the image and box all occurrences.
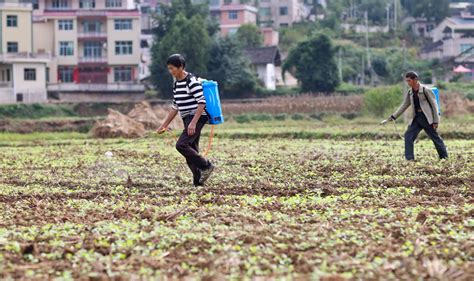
[224,0,232,4]
[115,41,133,55]
[210,0,219,6]
[259,8,271,17]
[58,19,73,30]
[228,28,238,35]
[279,7,288,16]
[16,93,23,103]
[7,15,17,27]
[82,20,101,33]
[58,66,74,83]
[106,0,122,7]
[24,68,37,81]
[52,0,69,9]
[7,42,18,53]
[228,11,238,20]
[46,67,50,83]
[59,42,74,56]
[84,41,102,57]
[32,0,39,9]
[79,0,96,9]
[460,44,474,54]
[114,67,133,82]
[114,19,132,30]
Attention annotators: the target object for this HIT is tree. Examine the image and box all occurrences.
[401,0,450,23]
[152,0,215,41]
[235,24,263,49]
[282,34,340,93]
[207,37,257,98]
[150,13,211,97]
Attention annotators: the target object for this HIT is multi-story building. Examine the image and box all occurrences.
[0,0,49,104]
[210,0,258,36]
[32,0,144,102]
[258,0,305,29]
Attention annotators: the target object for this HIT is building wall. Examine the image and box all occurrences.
[1,5,33,53]
[54,18,79,65]
[107,17,141,65]
[33,21,55,53]
[12,62,48,103]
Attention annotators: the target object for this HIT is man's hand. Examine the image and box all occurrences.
[381,116,395,125]
[157,125,168,134]
[187,121,197,136]
[432,123,438,131]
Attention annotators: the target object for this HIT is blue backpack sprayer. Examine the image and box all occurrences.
[199,78,224,155]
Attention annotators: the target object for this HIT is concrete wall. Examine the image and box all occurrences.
[55,92,145,103]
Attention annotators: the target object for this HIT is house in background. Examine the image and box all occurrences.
[0,0,49,104]
[402,17,436,38]
[422,12,474,81]
[210,0,258,36]
[32,0,144,103]
[244,46,281,90]
[258,0,305,29]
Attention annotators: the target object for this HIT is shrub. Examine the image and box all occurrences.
[363,85,403,117]
[234,114,252,123]
[291,113,305,120]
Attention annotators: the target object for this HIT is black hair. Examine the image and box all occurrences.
[167,54,186,69]
[405,71,419,80]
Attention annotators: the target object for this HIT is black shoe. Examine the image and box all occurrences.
[199,163,215,185]
[193,170,202,187]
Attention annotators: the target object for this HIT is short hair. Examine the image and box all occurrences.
[167,54,186,69]
[405,71,419,80]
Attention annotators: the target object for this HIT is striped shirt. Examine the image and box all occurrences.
[171,73,207,118]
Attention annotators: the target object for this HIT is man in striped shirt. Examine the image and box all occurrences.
[157,54,215,186]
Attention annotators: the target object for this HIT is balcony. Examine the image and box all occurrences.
[0,82,13,88]
[77,10,107,19]
[48,83,145,93]
[78,56,107,65]
[0,52,53,63]
[78,32,107,41]
[0,2,32,9]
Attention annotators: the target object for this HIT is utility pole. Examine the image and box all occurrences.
[338,48,343,82]
[365,11,372,85]
[394,0,398,30]
[386,4,390,31]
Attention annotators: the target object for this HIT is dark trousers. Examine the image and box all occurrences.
[404,112,448,160]
[176,115,210,184]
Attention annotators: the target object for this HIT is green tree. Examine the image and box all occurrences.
[150,13,211,97]
[282,34,340,93]
[235,24,263,49]
[363,85,402,117]
[207,37,257,98]
[152,0,215,40]
[401,0,450,23]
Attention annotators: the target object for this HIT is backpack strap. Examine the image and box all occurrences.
[186,72,211,122]
[422,86,437,116]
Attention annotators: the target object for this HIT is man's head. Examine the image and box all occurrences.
[405,71,419,88]
[167,54,186,78]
